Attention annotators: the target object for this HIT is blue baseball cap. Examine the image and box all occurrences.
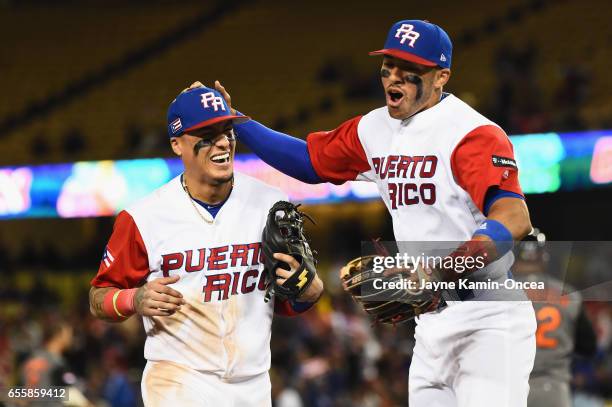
[167,87,249,137]
[369,20,452,69]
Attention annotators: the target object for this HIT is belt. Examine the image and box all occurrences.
[433,269,513,311]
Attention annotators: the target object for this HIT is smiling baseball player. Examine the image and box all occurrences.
[89,86,323,407]
[189,19,538,406]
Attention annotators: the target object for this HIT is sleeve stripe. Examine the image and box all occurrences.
[483,189,524,216]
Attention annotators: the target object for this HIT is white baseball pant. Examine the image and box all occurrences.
[409,301,536,407]
[141,360,271,407]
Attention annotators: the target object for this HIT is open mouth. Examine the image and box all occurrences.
[386,88,405,107]
[210,152,230,164]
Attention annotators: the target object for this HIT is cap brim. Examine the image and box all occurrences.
[369,49,437,67]
[183,115,251,133]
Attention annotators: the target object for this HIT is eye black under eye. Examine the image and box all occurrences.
[198,138,214,146]
[404,74,422,84]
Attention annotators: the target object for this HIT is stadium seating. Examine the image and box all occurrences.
[1,0,610,162]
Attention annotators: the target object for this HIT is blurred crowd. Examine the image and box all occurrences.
[1,263,611,407]
[488,43,592,134]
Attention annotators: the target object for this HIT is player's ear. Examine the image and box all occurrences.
[434,68,451,89]
[170,137,182,156]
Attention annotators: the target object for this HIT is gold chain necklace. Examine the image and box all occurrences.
[181,177,213,225]
[181,175,235,225]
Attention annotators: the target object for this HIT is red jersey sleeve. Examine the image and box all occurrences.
[91,210,150,288]
[306,116,370,184]
[451,125,523,213]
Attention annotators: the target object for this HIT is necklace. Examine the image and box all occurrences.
[181,177,213,225]
[181,175,234,225]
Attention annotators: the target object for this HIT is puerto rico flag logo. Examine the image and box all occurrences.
[102,246,115,268]
[170,118,182,134]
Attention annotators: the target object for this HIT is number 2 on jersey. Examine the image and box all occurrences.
[535,305,562,348]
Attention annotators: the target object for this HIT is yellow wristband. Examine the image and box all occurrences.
[112,289,125,318]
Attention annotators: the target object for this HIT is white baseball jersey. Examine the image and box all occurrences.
[307,94,524,278]
[306,94,535,407]
[92,171,288,379]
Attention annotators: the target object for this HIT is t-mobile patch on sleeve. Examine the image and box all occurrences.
[491,155,517,169]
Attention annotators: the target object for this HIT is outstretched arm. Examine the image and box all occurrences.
[234,120,322,184]
[210,81,321,183]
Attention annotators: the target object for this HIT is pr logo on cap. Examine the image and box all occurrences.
[200,91,226,112]
[166,87,249,138]
[395,24,421,48]
[369,19,453,69]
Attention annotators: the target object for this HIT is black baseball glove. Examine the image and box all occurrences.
[261,201,317,302]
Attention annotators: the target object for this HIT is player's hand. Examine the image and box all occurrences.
[273,253,323,303]
[134,275,186,317]
[214,80,236,115]
[182,81,205,93]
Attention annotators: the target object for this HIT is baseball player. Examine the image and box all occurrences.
[514,230,597,407]
[191,19,537,406]
[89,87,324,407]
